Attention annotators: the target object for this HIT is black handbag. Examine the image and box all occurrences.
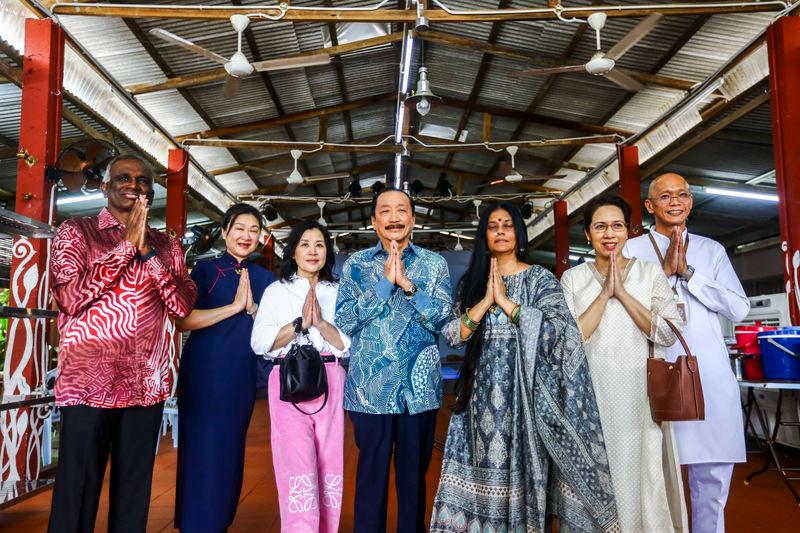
[279,318,328,415]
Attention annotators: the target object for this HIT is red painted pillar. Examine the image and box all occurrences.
[768,16,800,326]
[165,148,189,243]
[164,149,189,397]
[554,200,570,279]
[617,145,643,238]
[1,19,64,482]
[262,234,276,273]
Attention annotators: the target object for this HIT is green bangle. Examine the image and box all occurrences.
[461,311,479,331]
[511,304,522,325]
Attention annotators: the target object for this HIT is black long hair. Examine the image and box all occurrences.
[453,202,528,413]
[222,203,263,233]
[280,220,337,284]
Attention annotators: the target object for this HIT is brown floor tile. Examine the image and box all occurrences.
[1,401,798,532]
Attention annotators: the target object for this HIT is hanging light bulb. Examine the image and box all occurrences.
[454,232,464,251]
[471,199,482,227]
[416,96,431,117]
[317,200,327,227]
[406,66,441,117]
[287,149,304,185]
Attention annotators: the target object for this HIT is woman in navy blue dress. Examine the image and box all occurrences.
[174,204,275,533]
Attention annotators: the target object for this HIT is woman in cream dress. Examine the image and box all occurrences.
[561,195,688,533]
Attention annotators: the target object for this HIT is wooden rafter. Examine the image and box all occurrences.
[418,30,700,92]
[49,3,789,22]
[123,17,264,191]
[175,93,394,142]
[405,159,559,193]
[127,31,404,95]
[436,0,510,186]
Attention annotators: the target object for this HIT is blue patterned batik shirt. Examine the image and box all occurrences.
[335,241,452,415]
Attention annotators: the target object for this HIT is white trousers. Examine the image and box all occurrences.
[687,462,735,533]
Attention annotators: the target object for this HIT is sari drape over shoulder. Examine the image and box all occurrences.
[431,266,619,532]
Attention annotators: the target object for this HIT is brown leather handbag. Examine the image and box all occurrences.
[647,319,705,423]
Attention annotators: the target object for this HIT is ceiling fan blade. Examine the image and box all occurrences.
[604,69,644,92]
[303,172,351,183]
[222,75,242,97]
[149,28,229,65]
[283,181,299,194]
[251,53,331,73]
[60,171,87,192]
[509,64,585,78]
[605,13,663,61]
[58,150,86,173]
[520,174,568,182]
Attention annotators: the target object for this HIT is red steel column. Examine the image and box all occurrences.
[617,145,643,238]
[262,235,276,272]
[165,148,189,243]
[554,200,570,279]
[768,16,800,326]
[164,149,189,397]
[1,19,64,482]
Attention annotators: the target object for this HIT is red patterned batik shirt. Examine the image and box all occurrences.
[51,208,197,408]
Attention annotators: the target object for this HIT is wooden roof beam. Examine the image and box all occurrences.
[418,31,702,93]
[175,93,394,142]
[440,96,634,137]
[50,3,789,22]
[126,31,404,95]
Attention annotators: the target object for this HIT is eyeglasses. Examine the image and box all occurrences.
[589,221,628,233]
[650,192,692,205]
[487,222,515,234]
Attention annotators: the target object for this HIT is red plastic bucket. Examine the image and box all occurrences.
[734,323,777,380]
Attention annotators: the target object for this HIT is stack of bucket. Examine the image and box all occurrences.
[758,326,800,381]
[734,323,777,380]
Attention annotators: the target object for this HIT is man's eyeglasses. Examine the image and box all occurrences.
[589,221,628,233]
[650,192,692,205]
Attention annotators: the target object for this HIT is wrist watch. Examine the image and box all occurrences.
[403,282,418,297]
[682,265,695,281]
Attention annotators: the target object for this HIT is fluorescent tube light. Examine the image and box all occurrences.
[57,193,105,206]
[704,187,778,202]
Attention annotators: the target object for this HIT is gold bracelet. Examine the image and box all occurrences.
[461,310,480,331]
[511,304,522,325]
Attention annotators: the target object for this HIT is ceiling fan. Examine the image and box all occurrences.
[281,150,352,193]
[150,15,331,97]
[489,146,566,186]
[50,139,118,192]
[510,12,663,92]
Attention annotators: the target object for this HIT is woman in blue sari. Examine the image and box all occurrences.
[174,204,275,533]
[430,202,619,532]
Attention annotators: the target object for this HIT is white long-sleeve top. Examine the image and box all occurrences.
[250,276,350,359]
[624,229,750,464]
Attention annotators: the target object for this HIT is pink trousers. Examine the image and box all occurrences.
[268,362,345,533]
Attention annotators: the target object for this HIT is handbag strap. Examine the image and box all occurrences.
[291,389,328,416]
[648,318,694,359]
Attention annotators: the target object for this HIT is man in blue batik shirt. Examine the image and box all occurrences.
[335,188,452,533]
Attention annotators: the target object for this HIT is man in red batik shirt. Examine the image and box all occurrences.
[47,155,197,533]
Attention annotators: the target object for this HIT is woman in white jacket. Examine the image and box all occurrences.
[251,220,350,533]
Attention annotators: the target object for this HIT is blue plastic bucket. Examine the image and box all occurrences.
[758,328,800,380]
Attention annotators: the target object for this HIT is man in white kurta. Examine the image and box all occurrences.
[624,173,750,533]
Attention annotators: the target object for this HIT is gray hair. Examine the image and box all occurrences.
[102,154,155,183]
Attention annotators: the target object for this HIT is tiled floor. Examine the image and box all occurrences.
[1,400,798,532]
